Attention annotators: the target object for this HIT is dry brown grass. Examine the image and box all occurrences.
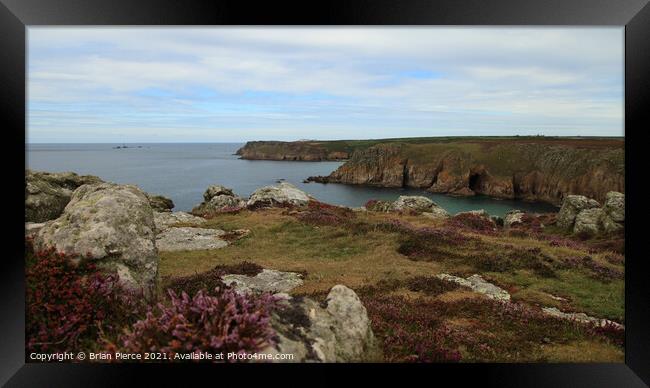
[159,209,443,294]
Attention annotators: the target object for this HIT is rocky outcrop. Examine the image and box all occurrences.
[601,191,625,234]
[309,140,624,205]
[557,195,601,229]
[262,285,380,362]
[390,195,449,216]
[146,194,174,212]
[541,307,624,329]
[247,182,311,209]
[504,210,525,228]
[236,141,350,161]
[573,208,605,235]
[557,192,624,236]
[156,227,229,251]
[25,170,103,222]
[153,211,206,231]
[27,169,176,221]
[33,182,158,296]
[436,273,511,302]
[192,184,246,215]
[222,269,304,295]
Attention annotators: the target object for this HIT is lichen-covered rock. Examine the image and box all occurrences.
[203,185,235,200]
[33,182,158,296]
[25,222,46,239]
[504,210,525,228]
[247,182,311,209]
[192,184,246,215]
[156,227,228,251]
[557,195,600,230]
[602,191,624,223]
[261,285,381,362]
[436,273,510,302]
[25,170,103,222]
[222,269,303,295]
[601,214,624,234]
[153,211,206,232]
[541,307,624,329]
[573,208,604,236]
[146,194,174,212]
[390,195,448,216]
[422,207,452,220]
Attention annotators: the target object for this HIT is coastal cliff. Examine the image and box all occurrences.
[237,137,624,205]
[315,139,624,205]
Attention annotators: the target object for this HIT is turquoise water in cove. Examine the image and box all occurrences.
[26,143,558,216]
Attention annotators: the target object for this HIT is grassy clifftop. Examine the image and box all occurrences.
[237,136,623,159]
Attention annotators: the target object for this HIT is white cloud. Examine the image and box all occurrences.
[27,27,624,142]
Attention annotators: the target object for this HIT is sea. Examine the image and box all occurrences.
[26,143,558,216]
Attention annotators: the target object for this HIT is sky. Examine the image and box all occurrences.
[27,27,624,143]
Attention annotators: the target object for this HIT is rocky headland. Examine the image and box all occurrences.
[236,140,351,161]
[237,137,624,205]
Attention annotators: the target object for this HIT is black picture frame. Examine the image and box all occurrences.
[2,0,648,386]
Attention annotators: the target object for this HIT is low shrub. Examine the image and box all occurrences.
[405,276,460,296]
[118,288,278,361]
[361,295,461,362]
[446,213,497,234]
[396,225,478,262]
[474,247,557,278]
[165,261,263,296]
[295,200,355,226]
[26,245,145,354]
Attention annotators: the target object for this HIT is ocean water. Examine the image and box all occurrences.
[26,143,558,216]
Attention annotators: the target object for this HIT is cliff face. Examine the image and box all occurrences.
[322,141,624,205]
[236,141,350,161]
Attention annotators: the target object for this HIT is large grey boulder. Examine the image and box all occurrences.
[602,191,624,222]
[601,214,624,234]
[261,285,380,362]
[573,208,604,236]
[247,182,311,209]
[25,170,103,222]
[390,195,448,215]
[601,192,624,234]
[192,184,246,215]
[557,195,600,230]
[156,227,228,251]
[33,182,158,296]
